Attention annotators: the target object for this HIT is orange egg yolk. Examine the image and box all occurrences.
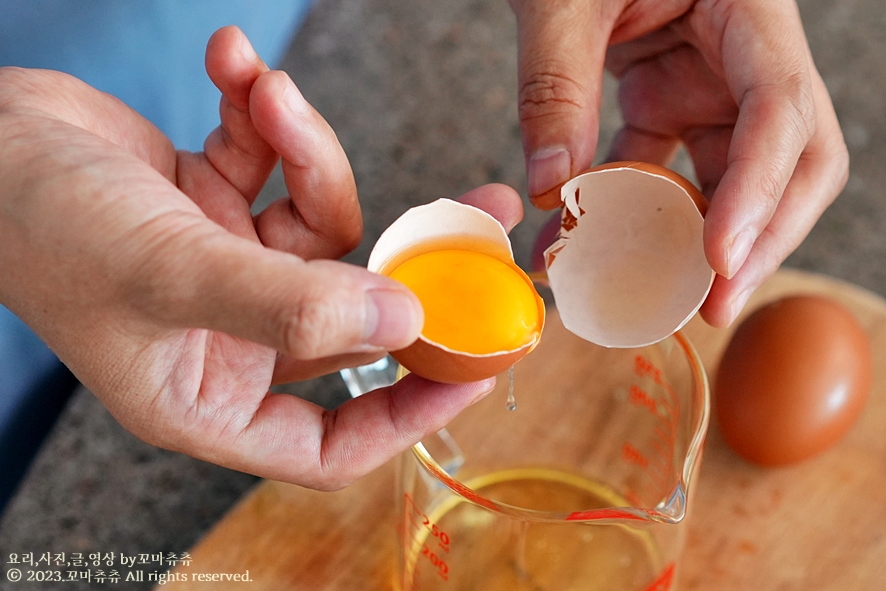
[388,249,540,355]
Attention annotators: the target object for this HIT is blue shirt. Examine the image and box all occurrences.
[1,0,314,149]
[0,1,313,499]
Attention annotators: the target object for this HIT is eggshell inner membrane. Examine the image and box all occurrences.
[368,198,513,278]
[368,199,544,358]
[545,165,714,347]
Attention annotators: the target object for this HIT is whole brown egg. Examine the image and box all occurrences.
[714,295,871,466]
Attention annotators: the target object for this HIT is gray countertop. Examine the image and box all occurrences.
[2,0,885,589]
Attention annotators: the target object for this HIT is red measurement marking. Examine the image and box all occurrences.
[629,384,659,415]
[566,508,648,522]
[421,544,449,581]
[631,355,682,497]
[632,354,681,427]
[643,562,676,591]
[422,462,498,512]
[622,442,649,468]
[404,494,452,548]
[403,493,423,530]
[634,354,663,384]
[402,493,452,580]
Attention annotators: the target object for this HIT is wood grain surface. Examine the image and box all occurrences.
[161,269,886,590]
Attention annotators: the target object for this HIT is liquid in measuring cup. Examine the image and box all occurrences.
[395,318,708,591]
[399,468,669,591]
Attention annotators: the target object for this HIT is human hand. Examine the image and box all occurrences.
[0,26,522,489]
[511,0,848,326]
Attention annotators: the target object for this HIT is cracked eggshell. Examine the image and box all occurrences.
[368,198,545,383]
[544,162,714,348]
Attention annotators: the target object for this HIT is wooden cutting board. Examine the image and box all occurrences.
[161,269,886,590]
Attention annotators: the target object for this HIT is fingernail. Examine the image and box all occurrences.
[365,289,423,349]
[282,79,308,115]
[469,378,497,406]
[726,229,755,279]
[238,35,257,63]
[528,147,571,198]
[729,288,754,325]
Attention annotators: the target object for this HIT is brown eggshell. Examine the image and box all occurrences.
[368,199,544,384]
[586,161,708,215]
[390,339,533,384]
[544,161,714,348]
[715,295,872,466]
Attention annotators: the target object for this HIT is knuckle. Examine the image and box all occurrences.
[281,296,338,359]
[748,69,816,148]
[295,192,363,260]
[784,71,817,144]
[518,65,587,122]
[756,166,785,212]
[821,138,850,204]
[323,212,362,257]
[340,219,363,253]
[731,154,783,215]
[313,410,359,492]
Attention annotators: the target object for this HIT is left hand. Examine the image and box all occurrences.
[511,0,849,326]
[0,26,522,490]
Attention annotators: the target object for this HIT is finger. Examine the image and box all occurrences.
[510,0,613,209]
[700,72,849,326]
[212,374,495,490]
[129,223,423,358]
[175,150,260,241]
[696,0,817,279]
[683,125,732,198]
[203,26,278,203]
[531,212,561,273]
[456,183,524,232]
[264,184,522,376]
[310,374,495,488]
[606,42,737,168]
[272,350,387,384]
[250,71,361,260]
[607,125,681,167]
[604,27,685,77]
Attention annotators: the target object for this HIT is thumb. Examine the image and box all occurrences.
[510,0,612,209]
[137,225,423,358]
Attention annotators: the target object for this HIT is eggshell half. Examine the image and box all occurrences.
[368,199,545,384]
[544,162,714,348]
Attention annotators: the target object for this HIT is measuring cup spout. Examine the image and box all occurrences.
[653,483,688,523]
[395,319,710,590]
[558,483,686,525]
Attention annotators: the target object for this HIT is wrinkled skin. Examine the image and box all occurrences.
[0,0,849,490]
[510,0,848,326]
[0,26,524,490]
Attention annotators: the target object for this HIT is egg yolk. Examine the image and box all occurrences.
[388,249,540,355]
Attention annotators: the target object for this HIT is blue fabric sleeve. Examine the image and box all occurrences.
[0,0,313,512]
[0,0,314,149]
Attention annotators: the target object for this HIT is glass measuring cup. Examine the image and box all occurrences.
[391,306,709,591]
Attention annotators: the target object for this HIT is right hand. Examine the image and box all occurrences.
[511,0,848,327]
